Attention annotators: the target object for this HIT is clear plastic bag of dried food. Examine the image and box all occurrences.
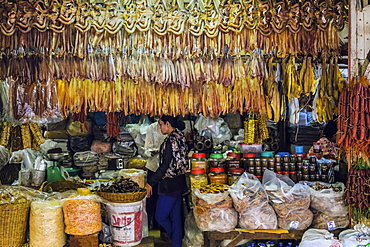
[229,172,269,212]
[312,211,349,230]
[192,188,238,232]
[339,224,370,247]
[238,204,277,230]
[30,199,67,247]
[182,211,204,247]
[300,229,344,247]
[262,169,310,217]
[304,181,347,217]
[61,188,102,235]
[277,209,313,230]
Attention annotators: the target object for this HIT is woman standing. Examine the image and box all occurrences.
[145,115,188,247]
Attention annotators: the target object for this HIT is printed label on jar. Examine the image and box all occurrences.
[289,221,300,229]
[327,221,336,230]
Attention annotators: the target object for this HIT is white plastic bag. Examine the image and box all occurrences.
[299,229,343,247]
[183,211,204,247]
[339,224,370,247]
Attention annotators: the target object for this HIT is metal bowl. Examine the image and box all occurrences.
[46,153,67,161]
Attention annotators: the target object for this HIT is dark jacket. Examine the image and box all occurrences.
[148,129,188,193]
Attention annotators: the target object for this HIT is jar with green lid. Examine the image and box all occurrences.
[190,168,208,189]
[208,167,227,184]
[228,168,245,185]
[191,152,208,172]
[208,153,225,169]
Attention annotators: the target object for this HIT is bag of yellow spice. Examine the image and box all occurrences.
[190,168,208,189]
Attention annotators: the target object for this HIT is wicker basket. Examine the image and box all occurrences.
[40,180,87,193]
[0,201,31,247]
[97,190,147,203]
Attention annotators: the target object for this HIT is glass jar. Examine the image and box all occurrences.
[309,164,316,175]
[275,155,282,163]
[290,155,297,163]
[310,174,316,181]
[296,163,303,171]
[309,155,317,164]
[261,158,269,168]
[313,142,321,153]
[275,163,282,174]
[248,166,255,175]
[302,165,309,175]
[283,155,290,163]
[226,152,241,170]
[228,168,245,185]
[190,168,208,189]
[191,153,208,172]
[241,153,256,171]
[268,160,275,169]
[208,153,225,169]
[289,163,296,171]
[208,167,227,184]
[297,171,303,181]
[254,158,261,168]
[283,163,290,172]
[255,167,262,180]
[296,154,303,163]
[303,174,310,181]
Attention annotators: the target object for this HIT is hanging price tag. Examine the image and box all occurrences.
[327,221,336,230]
[289,221,299,229]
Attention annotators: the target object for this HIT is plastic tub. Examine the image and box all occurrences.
[240,144,263,154]
[295,146,304,153]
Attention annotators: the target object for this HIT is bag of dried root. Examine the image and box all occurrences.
[300,229,344,247]
[229,172,277,229]
[304,181,347,217]
[339,223,370,247]
[277,209,313,230]
[192,184,237,233]
[311,211,349,230]
[30,199,66,247]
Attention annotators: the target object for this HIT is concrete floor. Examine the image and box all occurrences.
[148,230,171,247]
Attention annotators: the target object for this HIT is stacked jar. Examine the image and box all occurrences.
[208,153,225,169]
[226,152,241,171]
[208,167,227,184]
[241,153,256,173]
[190,168,208,189]
[228,168,245,185]
[190,153,208,172]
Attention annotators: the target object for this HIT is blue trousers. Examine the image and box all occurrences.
[155,195,183,247]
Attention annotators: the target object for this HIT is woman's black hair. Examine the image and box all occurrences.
[160,115,186,131]
[323,120,337,139]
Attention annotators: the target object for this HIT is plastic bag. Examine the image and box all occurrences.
[93,125,111,142]
[194,115,232,145]
[183,211,204,247]
[0,145,10,170]
[30,200,66,247]
[277,209,313,230]
[263,169,310,217]
[69,135,93,153]
[305,181,347,217]
[299,229,343,247]
[91,140,112,154]
[66,119,92,136]
[62,190,102,235]
[112,141,137,157]
[118,168,147,188]
[339,224,370,247]
[229,172,277,229]
[192,187,238,232]
[312,211,349,230]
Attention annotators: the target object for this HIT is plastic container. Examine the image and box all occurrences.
[190,168,208,189]
[107,200,144,247]
[208,153,225,169]
[241,153,256,170]
[227,168,245,185]
[190,153,208,172]
[208,167,227,184]
[261,151,274,158]
[295,146,304,153]
[240,144,263,154]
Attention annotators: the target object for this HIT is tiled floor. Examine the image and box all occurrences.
[148,230,171,247]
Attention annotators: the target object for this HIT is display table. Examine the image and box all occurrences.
[203,229,342,247]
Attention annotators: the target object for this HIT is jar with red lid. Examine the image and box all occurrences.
[228,168,245,185]
[241,153,256,170]
[190,168,208,189]
[190,152,208,172]
[226,152,241,170]
[208,167,227,184]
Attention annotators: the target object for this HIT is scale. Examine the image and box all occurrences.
[46,153,67,182]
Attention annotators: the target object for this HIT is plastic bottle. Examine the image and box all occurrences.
[190,168,208,189]
[191,153,208,172]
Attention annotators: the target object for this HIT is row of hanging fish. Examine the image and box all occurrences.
[0,53,345,124]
